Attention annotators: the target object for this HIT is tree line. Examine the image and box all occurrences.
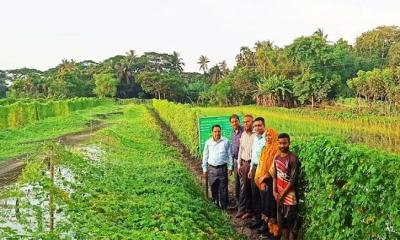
[1,25,399,110]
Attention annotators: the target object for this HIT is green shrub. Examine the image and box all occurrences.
[0,105,9,129]
[293,137,400,239]
[153,100,200,156]
[7,102,25,128]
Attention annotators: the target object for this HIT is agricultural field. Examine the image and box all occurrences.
[0,102,240,239]
[153,99,400,239]
[0,98,399,239]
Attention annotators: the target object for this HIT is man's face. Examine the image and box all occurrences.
[212,127,221,140]
[230,118,240,130]
[278,138,290,153]
[243,117,253,131]
[253,120,265,135]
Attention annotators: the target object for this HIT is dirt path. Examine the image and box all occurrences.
[147,106,260,240]
[0,156,26,188]
[0,111,123,187]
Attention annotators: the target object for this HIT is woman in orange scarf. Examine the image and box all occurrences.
[255,127,280,237]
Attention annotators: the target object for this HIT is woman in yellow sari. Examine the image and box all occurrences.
[255,127,280,237]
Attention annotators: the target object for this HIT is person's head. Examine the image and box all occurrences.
[230,114,240,130]
[211,125,221,140]
[266,128,278,145]
[278,133,290,153]
[243,114,253,131]
[253,117,265,135]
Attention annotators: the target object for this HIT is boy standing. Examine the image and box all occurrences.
[271,133,300,240]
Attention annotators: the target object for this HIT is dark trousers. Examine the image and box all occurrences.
[233,158,240,206]
[238,160,252,213]
[260,177,277,219]
[209,165,229,210]
[250,166,262,222]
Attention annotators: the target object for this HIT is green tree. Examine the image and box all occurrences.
[204,78,233,106]
[180,72,210,103]
[0,71,7,98]
[47,59,94,98]
[236,46,255,68]
[137,71,183,100]
[218,60,230,75]
[8,73,48,98]
[208,64,223,84]
[253,75,294,107]
[205,67,259,105]
[348,67,400,112]
[388,42,400,69]
[93,73,118,98]
[285,31,347,107]
[254,41,299,79]
[354,25,400,68]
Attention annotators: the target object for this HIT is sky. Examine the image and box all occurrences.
[1,0,399,72]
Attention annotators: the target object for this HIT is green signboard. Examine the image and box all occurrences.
[198,116,242,154]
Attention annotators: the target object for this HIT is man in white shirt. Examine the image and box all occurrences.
[236,114,255,219]
[202,124,233,210]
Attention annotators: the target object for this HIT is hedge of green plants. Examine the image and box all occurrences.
[152,99,200,156]
[0,98,107,129]
[292,137,400,239]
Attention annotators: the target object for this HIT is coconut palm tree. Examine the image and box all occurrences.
[125,50,137,66]
[218,60,229,75]
[209,64,223,83]
[198,55,210,74]
[170,51,185,72]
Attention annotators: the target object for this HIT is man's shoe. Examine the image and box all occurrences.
[227,205,238,211]
[259,233,275,240]
[241,212,253,220]
[235,212,245,218]
[249,221,263,229]
[257,222,268,234]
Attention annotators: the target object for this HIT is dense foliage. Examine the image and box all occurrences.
[1,26,400,113]
[293,137,400,239]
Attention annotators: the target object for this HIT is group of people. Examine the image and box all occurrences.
[202,114,300,240]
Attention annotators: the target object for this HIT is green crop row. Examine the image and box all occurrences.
[0,98,108,130]
[152,99,400,239]
[153,100,400,154]
[0,104,240,239]
[152,100,200,156]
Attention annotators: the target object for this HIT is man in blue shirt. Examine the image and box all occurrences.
[248,117,266,230]
[230,114,243,210]
[203,124,233,210]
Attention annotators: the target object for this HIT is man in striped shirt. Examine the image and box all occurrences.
[271,133,300,240]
